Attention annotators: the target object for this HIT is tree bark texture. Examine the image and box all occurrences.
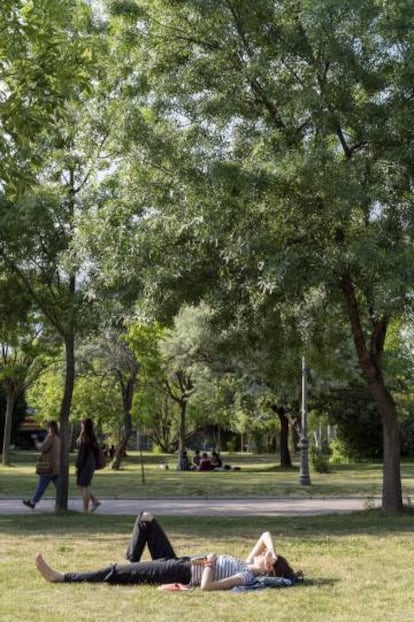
[271,405,293,468]
[112,371,137,470]
[1,393,16,465]
[56,333,75,511]
[340,272,402,513]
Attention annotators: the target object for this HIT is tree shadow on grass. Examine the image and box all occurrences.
[301,577,340,587]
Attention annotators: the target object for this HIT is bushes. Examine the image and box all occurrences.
[320,381,383,461]
[310,444,331,473]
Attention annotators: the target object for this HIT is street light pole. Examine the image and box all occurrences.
[299,356,311,486]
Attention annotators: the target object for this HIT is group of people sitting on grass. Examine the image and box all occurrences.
[176,449,237,471]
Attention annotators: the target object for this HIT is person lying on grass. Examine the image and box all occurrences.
[35,511,303,591]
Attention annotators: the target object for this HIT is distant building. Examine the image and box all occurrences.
[15,415,46,449]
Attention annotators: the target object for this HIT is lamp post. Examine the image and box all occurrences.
[299,356,311,486]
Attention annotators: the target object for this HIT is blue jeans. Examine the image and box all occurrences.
[32,475,58,504]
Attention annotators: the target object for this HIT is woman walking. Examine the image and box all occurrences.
[76,418,101,513]
[23,420,60,510]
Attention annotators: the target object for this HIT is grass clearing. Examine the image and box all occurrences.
[2,451,414,500]
[1,511,414,622]
[1,453,414,621]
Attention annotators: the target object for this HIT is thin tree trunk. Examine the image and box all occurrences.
[216,424,221,452]
[178,401,186,454]
[112,415,132,470]
[56,333,75,511]
[164,373,193,455]
[112,420,132,470]
[1,393,16,465]
[112,371,137,470]
[56,179,78,512]
[291,425,300,452]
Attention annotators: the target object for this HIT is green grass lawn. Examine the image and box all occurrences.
[1,450,414,501]
[1,511,413,622]
[1,452,414,620]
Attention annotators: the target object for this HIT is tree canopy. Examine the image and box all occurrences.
[101,0,414,511]
[1,0,414,513]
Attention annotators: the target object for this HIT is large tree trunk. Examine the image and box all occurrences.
[271,405,292,467]
[341,273,402,513]
[278,411,292,467]
[56,333,75,511]
[1,392,16,465]
[369,378,402,513]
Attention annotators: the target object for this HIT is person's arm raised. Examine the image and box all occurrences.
[245,531,276,563]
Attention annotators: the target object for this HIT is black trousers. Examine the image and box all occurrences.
[64,513,192,585]
[125,512,177,562]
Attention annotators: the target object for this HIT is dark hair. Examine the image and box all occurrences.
[272,554,295,578]
[78,418,98,448]
[47,421,60,437]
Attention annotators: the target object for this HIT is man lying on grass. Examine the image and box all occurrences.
[35,511,303,591]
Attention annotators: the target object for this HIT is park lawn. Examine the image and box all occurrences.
[2,450,414,500]
[0,511,413,622]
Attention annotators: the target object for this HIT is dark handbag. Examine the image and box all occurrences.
[95,447,106,470]
[36,455,53,475]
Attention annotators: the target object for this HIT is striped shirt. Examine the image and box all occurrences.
[191,555,255,586]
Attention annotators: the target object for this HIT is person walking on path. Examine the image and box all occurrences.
[23,421,60,510]
[76,418,101,513]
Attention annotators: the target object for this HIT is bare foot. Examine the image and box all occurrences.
[35,553,64,583]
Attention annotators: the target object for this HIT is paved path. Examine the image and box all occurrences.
[0,496,381,516]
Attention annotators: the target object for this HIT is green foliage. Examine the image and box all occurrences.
[100,0,414,509]
[329,439,352,465]
[126,320,165,379]
[0,0,96,191]
[321,380,383,461]
[310,444,331,473]
[0,0,118,501]
[225,438,236,452]
[0,311,59,462]
[1,0,414,509]
[26,362,65,424]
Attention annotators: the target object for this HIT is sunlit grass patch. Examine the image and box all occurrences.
[1,511,414,622]
[4,451,413,500]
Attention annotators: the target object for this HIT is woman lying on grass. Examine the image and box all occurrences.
[36,511,302,591]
